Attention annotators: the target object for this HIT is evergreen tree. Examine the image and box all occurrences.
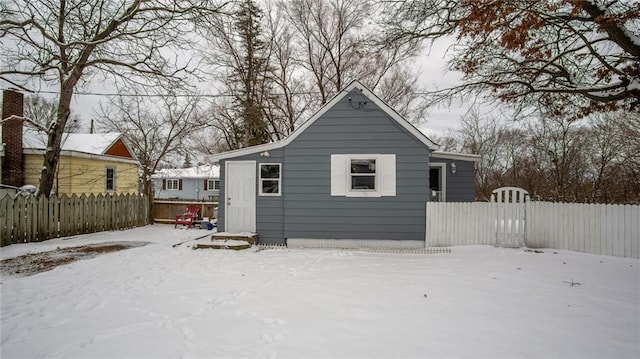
[183,153,193,168]
[234,0,272,147]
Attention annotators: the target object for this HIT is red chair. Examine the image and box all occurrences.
[174,205,200,228]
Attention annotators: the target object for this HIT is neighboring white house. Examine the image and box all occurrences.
[153,164,220,201]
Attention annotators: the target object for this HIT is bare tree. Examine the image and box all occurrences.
[440,109,528,200]
[0,0,224,197]
[263,1,315,136]
[23,95,81,133]
[588,111,640,202]
[528,117,591,202]
[382,0,640,117]
[94,89,206,203]
[281,0,425,121]
[444,108,640,203]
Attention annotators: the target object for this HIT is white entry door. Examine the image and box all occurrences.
[225,161,256,233]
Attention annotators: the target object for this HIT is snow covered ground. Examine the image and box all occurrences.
[1,225,639,358]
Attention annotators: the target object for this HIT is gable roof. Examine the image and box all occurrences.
[22,130,137,160]
[208,80,440,162]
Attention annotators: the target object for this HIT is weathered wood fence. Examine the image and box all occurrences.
[0,193,150,247]
[152,200,218,224]
[426,201,640,258]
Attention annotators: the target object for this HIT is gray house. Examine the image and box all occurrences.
[153,164,220,201]
[210,80,479,247]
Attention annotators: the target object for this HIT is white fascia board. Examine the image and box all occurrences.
[208,80,440,162]
[23,148,140,165]
[208,142,282,162]
[431,151,481,162]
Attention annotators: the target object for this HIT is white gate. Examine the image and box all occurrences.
[491,187,528,247]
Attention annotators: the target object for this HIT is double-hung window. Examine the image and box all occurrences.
[207,179,220,191]
[106,167,116,192]
[331,154,396,197]
[166,179,180,191]
[259,163,281,196]
[350,158,376,190]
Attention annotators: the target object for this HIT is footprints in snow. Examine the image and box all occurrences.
[261,317,286,326]
[236,310,287,344]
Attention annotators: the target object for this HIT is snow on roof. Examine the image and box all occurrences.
[154,164,220,179]
[22,130,122,155]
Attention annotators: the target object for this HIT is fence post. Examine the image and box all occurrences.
[0,195,11,246]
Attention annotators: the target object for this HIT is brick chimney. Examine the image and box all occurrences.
[2,89,25,187]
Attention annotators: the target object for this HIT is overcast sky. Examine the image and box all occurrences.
[4,36,466,138]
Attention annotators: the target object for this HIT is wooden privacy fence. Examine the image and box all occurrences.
[153,200,218,224]
[426,200,640,259]
[0,193,150,246]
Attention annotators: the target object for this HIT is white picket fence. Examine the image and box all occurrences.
[425,201,640,258]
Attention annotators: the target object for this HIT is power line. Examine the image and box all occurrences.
[26,89,434,98]
[30,90,322,98]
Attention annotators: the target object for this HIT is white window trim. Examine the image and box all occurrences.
[208,179,220,191]
[430,162,447,202]
[166,178,180,191]
[106,167,116,192]
[347,155,378,197]
[259,163,282,196]
[331,154,396,198]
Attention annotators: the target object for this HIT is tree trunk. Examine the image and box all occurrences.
[38,81,75,197]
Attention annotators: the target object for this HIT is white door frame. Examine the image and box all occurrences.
[429,162,447,202]
[224,160,256,233]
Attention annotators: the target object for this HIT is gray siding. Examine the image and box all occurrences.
[218,148,285,244]
[431,158,475,202]
[445,160,475,202]
[217,89,476,245]
[282,91,429,242]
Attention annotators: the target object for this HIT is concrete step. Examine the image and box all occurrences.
[211,232,258,245]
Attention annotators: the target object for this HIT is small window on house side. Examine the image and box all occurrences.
[259,163,281,196]
[331,154,396,197]
[106,167,116,191]
[166,179,180,191]
[208,179,220,190]
[350,158,376,190]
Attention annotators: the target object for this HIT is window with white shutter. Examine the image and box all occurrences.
[330,154,396,197]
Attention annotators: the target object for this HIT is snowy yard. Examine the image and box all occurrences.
[1,225,639,358]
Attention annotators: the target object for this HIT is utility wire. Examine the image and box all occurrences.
[27,89,432,98]
[30,90,320,98]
